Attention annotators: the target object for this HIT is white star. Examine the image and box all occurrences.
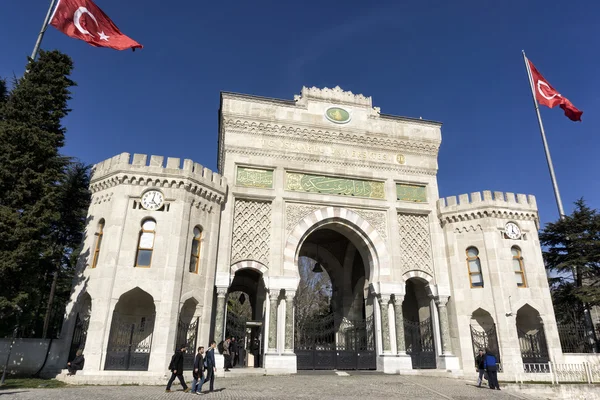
[98,31,110,41]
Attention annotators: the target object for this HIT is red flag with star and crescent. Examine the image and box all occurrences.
[50,0,142,51]
[527,59,582,121]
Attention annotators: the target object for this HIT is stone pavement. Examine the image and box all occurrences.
[0,373,541,400]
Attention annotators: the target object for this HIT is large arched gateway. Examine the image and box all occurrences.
[56,86,564,383]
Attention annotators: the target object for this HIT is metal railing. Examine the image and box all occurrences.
[505,362,600,384]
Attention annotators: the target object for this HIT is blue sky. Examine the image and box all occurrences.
[1,0,598,226]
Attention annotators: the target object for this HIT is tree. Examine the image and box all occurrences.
[539,199,600,325]
[294,256,332,324]
[0,50,76,337]
[42,162,91,338]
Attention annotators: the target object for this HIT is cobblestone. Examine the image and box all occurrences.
[1,373,540,400]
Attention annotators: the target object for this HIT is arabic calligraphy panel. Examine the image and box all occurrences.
[396,183,427,203]
[236,167,274,189]
[285,172,385,199]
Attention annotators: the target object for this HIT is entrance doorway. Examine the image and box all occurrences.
[403,279,436,369]
[294,227,376,370]
[224,267,266,368]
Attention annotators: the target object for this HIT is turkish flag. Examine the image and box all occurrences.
[527,59,582,121]
[50,0,142,51]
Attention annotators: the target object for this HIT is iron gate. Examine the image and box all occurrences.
[104,313,155,371]
[175,317,199,369]
[518,328,549,364]
[405,318,436,369]
[295,313,376,370]
[470,324,502,370]
[68,313,89,362]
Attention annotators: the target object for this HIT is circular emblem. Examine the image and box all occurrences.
[325,107,351,124]
[396,154,406,165]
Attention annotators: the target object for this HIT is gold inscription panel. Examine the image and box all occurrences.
[286,172,385,199]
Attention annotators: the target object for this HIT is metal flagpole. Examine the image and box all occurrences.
[522,50,566,219]
[30,0,58,61]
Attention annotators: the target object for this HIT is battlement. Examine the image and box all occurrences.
[294,86,373,107]
[91,152,228,192]
[438,191,537,213]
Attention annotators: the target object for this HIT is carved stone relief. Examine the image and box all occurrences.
[285,204,320,234]
[231,199,272,266]
[350,208,387,240]
[397,213,433,274]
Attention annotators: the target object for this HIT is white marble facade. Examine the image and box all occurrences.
[49,86,563,382]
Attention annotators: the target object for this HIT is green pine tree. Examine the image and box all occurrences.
[539,198,600,323]
[0,50,76,336]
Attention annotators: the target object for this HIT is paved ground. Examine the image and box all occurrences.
[0,373,539,400]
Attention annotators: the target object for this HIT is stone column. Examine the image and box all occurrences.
[214,287,228,342]
[378,294,392,353]
[435,296,452,355]
[284,291,295,353]
[393,294,406,354]
[268,289,279,353]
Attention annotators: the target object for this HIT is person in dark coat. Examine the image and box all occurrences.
[475,349,485,387]
[166,345,190,393]
[483,350,500,390]
[67,349,85,375]
[204,341,217,392]
[223,337,231,371]
[231,337,239,367]
[191,346,205,394]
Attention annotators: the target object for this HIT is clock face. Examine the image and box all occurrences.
[141,190,164,211]
[505,222,521,239]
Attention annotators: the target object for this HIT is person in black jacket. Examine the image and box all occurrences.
[204,340,217,392]
[474,349,485,387]
[231,337,239,367]
[67,349,85,375]
[191,346,205,394]
[166,345,190,393]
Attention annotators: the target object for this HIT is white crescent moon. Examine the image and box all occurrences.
[74,7,99,37]
[537,80,561,101]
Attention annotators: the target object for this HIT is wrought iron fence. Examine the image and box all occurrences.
[506,362,600,384]
[557,323,596,353]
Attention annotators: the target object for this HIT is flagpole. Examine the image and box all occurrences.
[522,50,566,219]
[30,0,58,61]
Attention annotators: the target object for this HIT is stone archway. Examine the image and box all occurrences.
[284,207,389,284]
[516,304,549,364]
[104,287,156,371]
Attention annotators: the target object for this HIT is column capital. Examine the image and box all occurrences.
[269,289,281,301]
[393,294,405,306]
[434,296,450,307]
[378,294,391,305]
[285,290,296,301]
[216,287,228,297]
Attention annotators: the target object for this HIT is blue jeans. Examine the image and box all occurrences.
[191,371,205,393]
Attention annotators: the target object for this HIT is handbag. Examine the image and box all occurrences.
[484,371,489,381]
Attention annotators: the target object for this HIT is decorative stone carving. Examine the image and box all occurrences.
[231,199,271,266]
[286,172,385,199]
[378,295,392,353]
[393,295,406,353]
[285,204,320,234]
[397,213,433,274]
[350,208,387,239]
[294,86,372,107]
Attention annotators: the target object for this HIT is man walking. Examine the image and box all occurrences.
[475,349,485,387]
[191,346,205,394]
[483,349,500,390]
[166,344,190,393]
[223,337,231,372]
[204,341,217,392]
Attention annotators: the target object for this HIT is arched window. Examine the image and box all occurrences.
[512,246,527,287]
[189,226,202,273]
[92,219,105,268]
[136,219,156,268]
[466,247,484,288]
